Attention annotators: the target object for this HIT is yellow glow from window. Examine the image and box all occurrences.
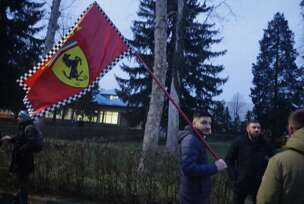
[103,111,119,124]
[109,95,119,100]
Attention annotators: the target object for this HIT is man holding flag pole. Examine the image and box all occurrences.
[16,2,226,203]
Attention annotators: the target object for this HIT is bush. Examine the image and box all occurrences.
[0,139,233,204]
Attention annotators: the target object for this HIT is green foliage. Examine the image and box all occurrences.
[212,102,233,134]
[116,0,226,127]
[250,13,302,141]
[0,0,45,113]
[0,140,233,204]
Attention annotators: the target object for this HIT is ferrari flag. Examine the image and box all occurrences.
[19,2,130,117]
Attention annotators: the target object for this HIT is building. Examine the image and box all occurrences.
[92,89,129,127]
[0,109,14,119]
[44,89,131,127]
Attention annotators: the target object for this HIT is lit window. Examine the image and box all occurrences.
[45,111,54,119]
[57,110,63,119]
[76,114,82,121]
[83,114,90,122]
[109,95,119,100]
[91,116,98,122]
[64,108,73,120]
[103,111,119,125]
[99,111,104,123]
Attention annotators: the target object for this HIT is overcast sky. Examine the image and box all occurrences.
[50,0,303,104]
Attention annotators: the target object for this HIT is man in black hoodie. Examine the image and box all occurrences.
[225,120,274,204]
[1,110,41,204]
[178,111,227,204]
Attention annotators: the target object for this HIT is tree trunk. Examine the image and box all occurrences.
[166,0,184,152]
[44,0,61,55]
[44,0,61,124]
[166,81,179,151]
[139,0,168,171]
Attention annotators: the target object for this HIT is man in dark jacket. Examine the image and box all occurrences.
[178,112,227,204]
[1,110,40,204]
[225,120,274,204]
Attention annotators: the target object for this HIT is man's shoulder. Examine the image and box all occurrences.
[180,132,203,149]
[229,136,243,146]
[24,123,36,131]
[267,149,298,169]
[25,123,35,128]
[274,148,303,160]
[181,132,198,143]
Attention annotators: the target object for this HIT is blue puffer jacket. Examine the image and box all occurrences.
[178,126,218,203]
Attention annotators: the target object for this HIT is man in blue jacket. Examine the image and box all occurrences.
[178,111,227,204]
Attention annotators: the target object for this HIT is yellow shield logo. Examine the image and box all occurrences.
[51,43,89,88]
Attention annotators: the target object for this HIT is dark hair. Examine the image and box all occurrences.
[192,111,211,119]
[289,109,304,130]
[246,119,260,127]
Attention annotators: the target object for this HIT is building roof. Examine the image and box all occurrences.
[93,89,127,107]
[98,89,117,95]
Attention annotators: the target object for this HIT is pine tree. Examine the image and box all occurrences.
[179,1,227,115]
[116,0,155,127]
[245,110,255,121]
[0,0,44,113]
[250,13,302,141]
[116,0,226,127]
[224,106,233,133]
[231,114,242,134]
[212,101,232,134]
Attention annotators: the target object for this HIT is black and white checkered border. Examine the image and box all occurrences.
[17,2,94,92]
[93,2,130,46]
[20,1,134,118]
[24,48,133,118]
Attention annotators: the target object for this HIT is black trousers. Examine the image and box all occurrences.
[15,173,30,204]
[233,190,257,204]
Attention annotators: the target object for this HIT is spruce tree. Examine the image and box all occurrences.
[232,114,242,134]
[0,0,44,113]
[250,13,301,141]
[179,1,227,115]
[116,0,226,127]
[212,102,232,134]
[116,0,155,127]
[245,110,255,121]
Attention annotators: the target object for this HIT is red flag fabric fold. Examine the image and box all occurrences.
[19,2,130,117]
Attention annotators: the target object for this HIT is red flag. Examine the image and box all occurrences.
[19,2,130,117]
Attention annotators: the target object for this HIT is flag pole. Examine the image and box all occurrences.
[134,52,220,160]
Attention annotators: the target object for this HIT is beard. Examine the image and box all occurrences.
[249,132,260,141]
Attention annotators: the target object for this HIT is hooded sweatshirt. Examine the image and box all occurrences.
[257,128,304,204]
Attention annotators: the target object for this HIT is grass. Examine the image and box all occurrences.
[0,137,234,204]
[209,141,231,158]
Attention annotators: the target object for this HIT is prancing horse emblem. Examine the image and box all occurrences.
[62,54,84,81]
[50,41,89,88]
